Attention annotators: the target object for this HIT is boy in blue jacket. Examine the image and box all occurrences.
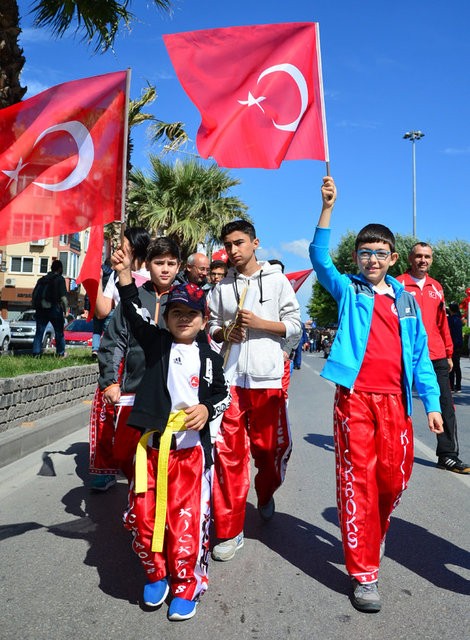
[310,176,443,613]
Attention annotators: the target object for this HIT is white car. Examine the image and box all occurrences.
[9,309,54,350]
[0,316,11,351]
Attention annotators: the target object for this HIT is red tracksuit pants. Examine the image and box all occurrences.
[89,387,120,475]
[89,390,141,481]
[213,386,292,539]
[123,444,211,601]
[334,387,414,583]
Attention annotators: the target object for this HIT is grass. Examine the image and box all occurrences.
[0,349,96,378]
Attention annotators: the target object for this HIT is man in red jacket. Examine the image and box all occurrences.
[398,242,469,474]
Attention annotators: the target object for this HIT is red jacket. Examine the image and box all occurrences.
[397,272,453,361]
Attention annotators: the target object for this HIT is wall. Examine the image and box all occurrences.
[0,364,98,433]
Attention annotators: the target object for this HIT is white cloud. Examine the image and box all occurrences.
[281,239,310,258]
[19,27,52,44]
[257,246,282,261]
[23,79,50,98]
[443,147,470,155]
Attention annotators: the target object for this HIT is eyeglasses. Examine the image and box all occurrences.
[357,249,391,262]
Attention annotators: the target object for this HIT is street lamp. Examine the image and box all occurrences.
[403,130,425,237]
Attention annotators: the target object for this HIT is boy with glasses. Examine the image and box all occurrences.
[310,177,443,613]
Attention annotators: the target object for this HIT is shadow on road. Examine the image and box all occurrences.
[44,441,143,604]
[322,506,470,595]
[303,433,335,452]
[244,502,349,595]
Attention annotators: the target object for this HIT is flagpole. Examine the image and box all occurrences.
[315,23,330,177]
[120,68,132,244]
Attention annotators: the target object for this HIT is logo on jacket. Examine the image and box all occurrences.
[190,375,199,388]
[173,356,182,365]
[203,358,213,385]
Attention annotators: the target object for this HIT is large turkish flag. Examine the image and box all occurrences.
[164,23,328,169]
[0,70,128,244]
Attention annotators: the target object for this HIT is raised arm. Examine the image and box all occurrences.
[317,176,337,228]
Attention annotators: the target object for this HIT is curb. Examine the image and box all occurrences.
[0,401,91,470]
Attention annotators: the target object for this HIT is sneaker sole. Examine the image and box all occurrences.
[168,604,197,621]
[437,463,470,474]
[352,598,381,613]
[211,539,244,562]
[144,582,169,608]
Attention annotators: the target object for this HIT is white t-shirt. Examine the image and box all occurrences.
[103,267,150,306]
[167,342,200,410]
[166,342,201,449]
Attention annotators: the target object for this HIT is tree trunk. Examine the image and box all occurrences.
[0,0,27,109]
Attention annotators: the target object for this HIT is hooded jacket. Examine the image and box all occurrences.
[208,261,302,389]
[310,227,440,416]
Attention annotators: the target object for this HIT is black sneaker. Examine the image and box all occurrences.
[437,456,470,474]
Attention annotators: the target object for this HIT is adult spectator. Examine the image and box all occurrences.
[448,302,463,393]
[398,243,469,474]
[209,260,228,286]
[32,259,67,357]
[185,252,210,287]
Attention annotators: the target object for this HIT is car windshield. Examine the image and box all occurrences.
[19,312,36,322]
[66,319,94,332]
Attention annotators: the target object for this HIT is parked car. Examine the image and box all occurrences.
[0,316,11,352]
[9,310,54,350]
[59,318,94,348]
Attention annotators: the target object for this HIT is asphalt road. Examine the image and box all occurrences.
[1,352,469,640]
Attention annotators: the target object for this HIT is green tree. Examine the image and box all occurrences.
[307,231,470,322]
[0,0,172,109]
[127,156,250,259]
[427,240,470,304]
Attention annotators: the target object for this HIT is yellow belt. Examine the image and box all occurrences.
[134,410,187,553]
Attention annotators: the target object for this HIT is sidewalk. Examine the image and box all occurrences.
[0,400,92,469]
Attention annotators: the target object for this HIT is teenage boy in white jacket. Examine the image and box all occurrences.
[208,220,301,561]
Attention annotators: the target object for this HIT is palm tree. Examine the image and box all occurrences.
[127,156,251,259]
[0,0,172,109]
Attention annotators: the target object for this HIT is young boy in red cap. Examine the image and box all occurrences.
[113,243,230,621]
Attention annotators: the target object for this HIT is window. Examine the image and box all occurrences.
[10,256,34,273]
[39,258,48,274]
[59,251,80,278]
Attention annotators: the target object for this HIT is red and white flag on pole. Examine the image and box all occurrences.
[286,269,313,292]
[163,22,328,169]
[0,70,128,244]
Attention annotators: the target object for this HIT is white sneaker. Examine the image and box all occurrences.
[212,532,244,561]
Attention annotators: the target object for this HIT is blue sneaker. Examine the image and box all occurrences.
[143,578,169,607]
[90,474,116,492]
[168,597,197,621]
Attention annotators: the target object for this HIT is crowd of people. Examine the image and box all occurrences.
[41,176,466,621]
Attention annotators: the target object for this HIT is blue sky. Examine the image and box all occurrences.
[16,0,469,317]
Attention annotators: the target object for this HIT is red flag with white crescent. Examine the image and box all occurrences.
[163,23,328,169]
[0,70,128,244]
[76,224,104,319]
[286,269,313,292]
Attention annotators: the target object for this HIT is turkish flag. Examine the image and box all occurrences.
[76,224,104,319]
[164,23,328,169]
[211,248,229,262]
[0,70,128,244]
[286,269,313,292]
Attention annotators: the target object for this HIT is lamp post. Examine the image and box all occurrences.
[403,130,425,237]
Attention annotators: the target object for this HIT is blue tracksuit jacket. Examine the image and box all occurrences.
[310,227,440,416]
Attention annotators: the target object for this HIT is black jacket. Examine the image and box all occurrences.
[98,281,168,392]
[117,281,231,466]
